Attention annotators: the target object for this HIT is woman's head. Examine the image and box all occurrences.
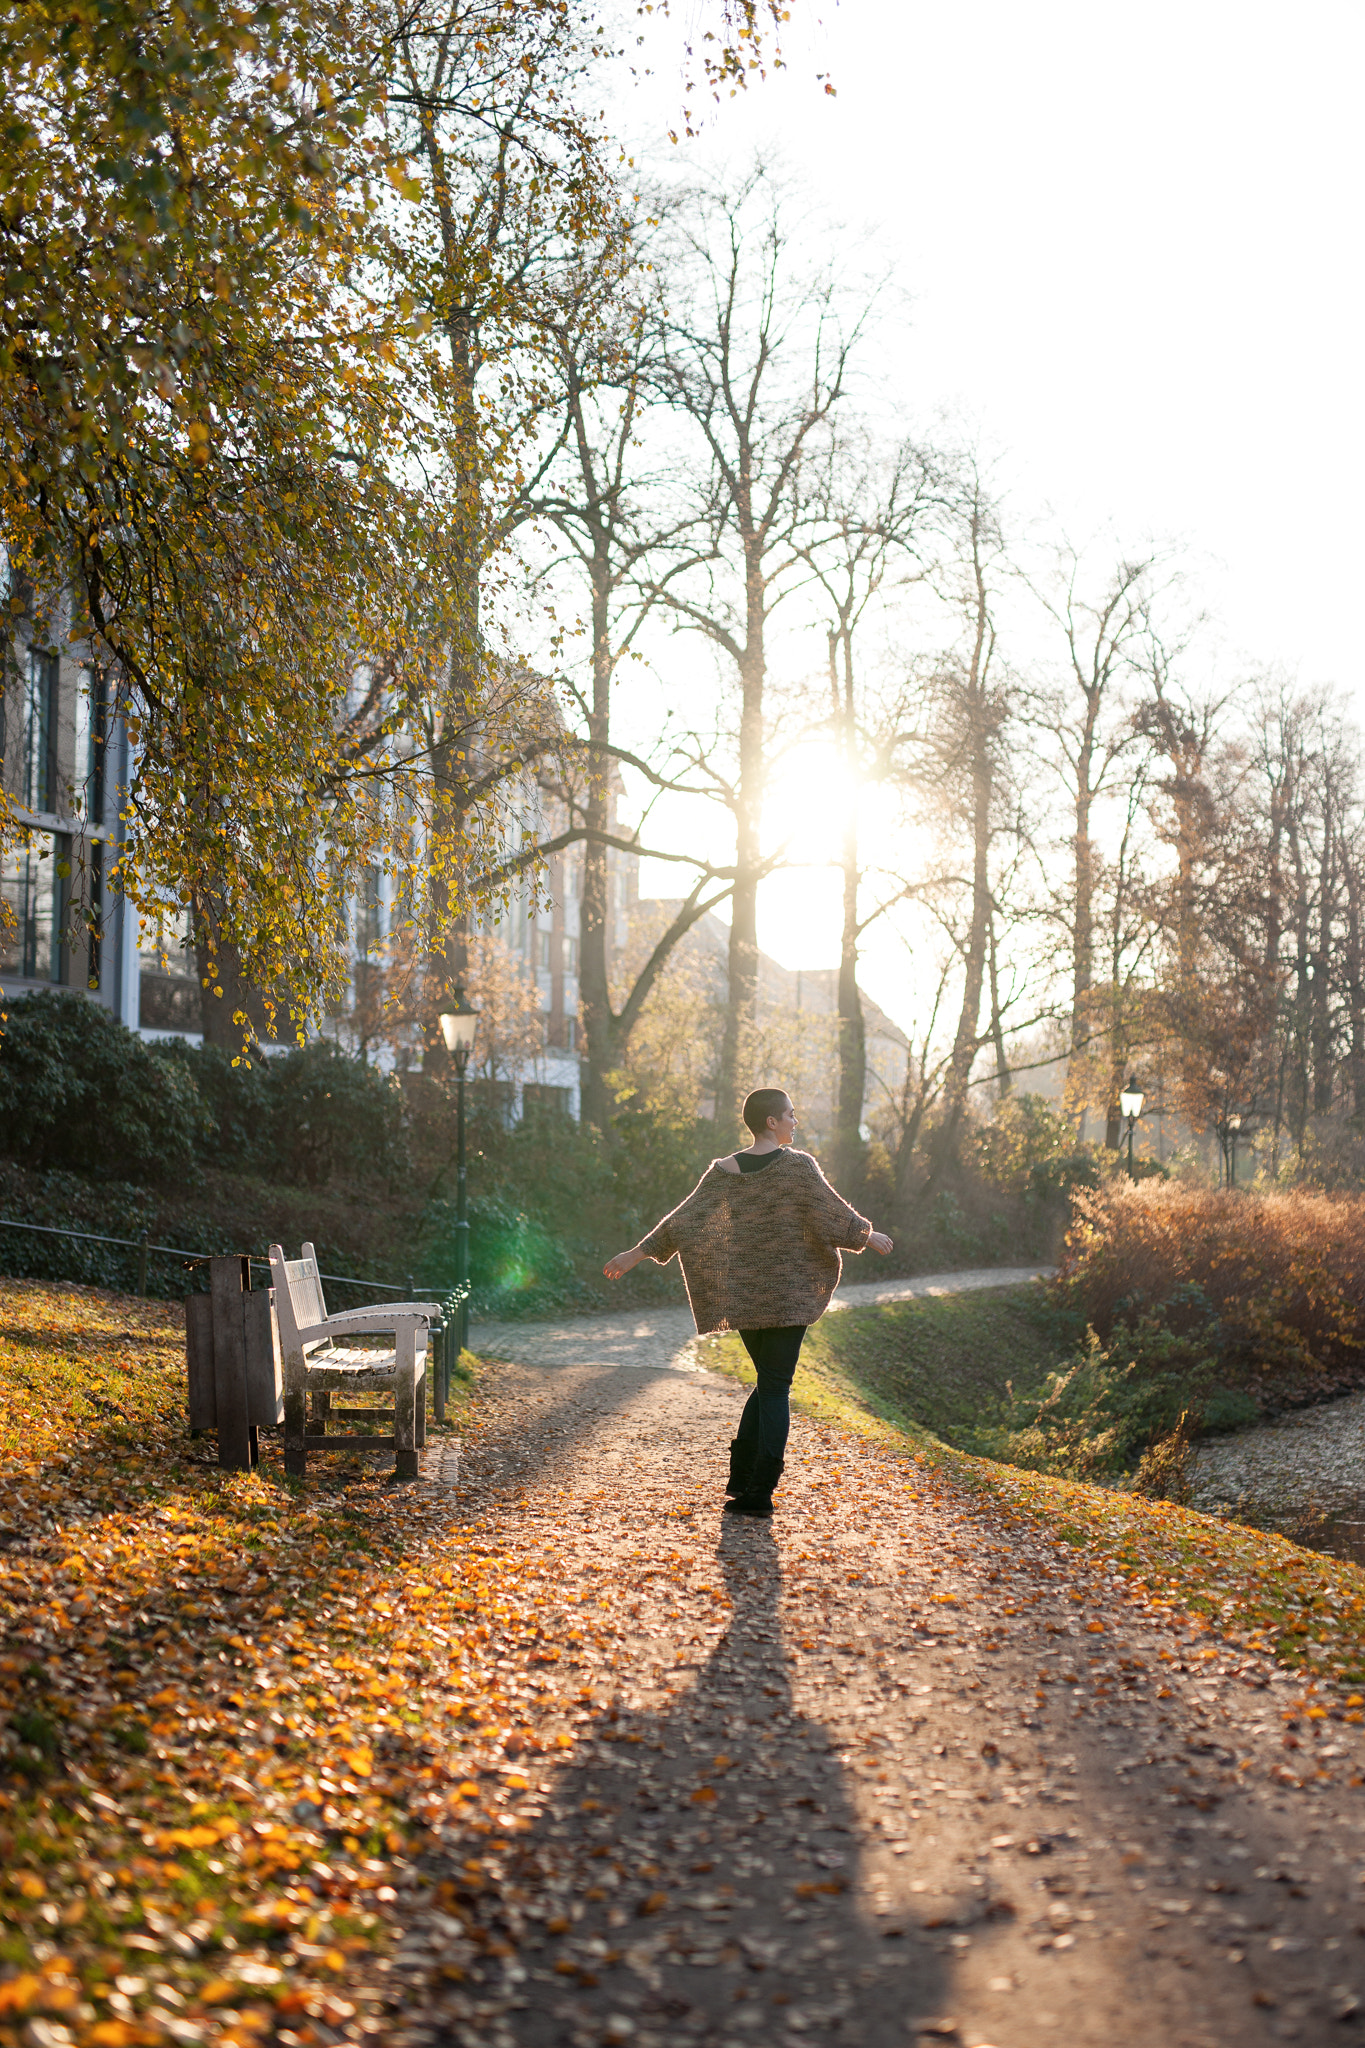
[742,1088,797,1144]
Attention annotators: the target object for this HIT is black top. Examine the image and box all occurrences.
[734,1149,783,1174]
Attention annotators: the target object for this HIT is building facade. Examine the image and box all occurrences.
[0,617,140,1024]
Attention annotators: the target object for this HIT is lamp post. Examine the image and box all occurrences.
[1119,1076,1144,1183]
[1228,1112,1242,1189]
[439,992,479,1362]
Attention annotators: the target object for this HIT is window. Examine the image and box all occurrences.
[358,866,382,958]
[138,904,198,1026]
[470,1079,516,1129]
[20,649,59,816]
[564,1017,577,1050]
[72,666,108,823]
[522,1083,572,1119]
[0,833,59,981]
[86,841,103,990]
[563,935,578,973]
[537,929,552,969]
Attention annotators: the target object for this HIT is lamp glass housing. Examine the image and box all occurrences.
[1228,1113,1242,1132]
[1119,1085,1144,1121]
[439,1006,479,1058]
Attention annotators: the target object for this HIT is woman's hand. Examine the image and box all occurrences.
[604,1246,646,1281]
[867,1231,893,1256]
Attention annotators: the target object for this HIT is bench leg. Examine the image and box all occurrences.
[283,1349,307,1478]
[394,1331,418,1480]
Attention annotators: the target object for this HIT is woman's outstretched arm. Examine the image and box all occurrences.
[603,1246,647,1280]
[604,1167,713,1279]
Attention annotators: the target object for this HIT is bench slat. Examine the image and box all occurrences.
[301,1434,396,1451]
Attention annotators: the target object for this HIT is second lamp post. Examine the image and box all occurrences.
[1119,1075,1144,1182]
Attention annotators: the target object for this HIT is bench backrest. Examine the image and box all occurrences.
[268,1241,329,1348]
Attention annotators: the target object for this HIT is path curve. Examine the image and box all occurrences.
[383,1267,1365,2048]
[470,1264,1053,1375]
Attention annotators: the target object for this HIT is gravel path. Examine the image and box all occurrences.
[470,1267,1054,1376]
[384,1283,1365,2048]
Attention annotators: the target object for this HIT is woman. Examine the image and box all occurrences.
[604,1087,893,1516]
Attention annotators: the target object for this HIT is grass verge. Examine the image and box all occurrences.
[699,1286,1365,1698]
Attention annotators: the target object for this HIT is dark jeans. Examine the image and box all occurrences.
[735,1325,807,1462]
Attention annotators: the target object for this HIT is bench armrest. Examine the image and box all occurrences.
[297,1303,439,1340]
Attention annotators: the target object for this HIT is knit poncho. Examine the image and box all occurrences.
[636,1147,872,1335]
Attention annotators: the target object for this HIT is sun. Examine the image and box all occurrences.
[761,744,861,868]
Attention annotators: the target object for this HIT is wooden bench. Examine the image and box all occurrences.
[269,1241,438,1480]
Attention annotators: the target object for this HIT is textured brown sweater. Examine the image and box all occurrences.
[636,1147,872,1334]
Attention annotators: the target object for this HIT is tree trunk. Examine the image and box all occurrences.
[987,909,1011,1099]
[938,724,992,1161]
[934,528,996,1169]
[194,898,263,1049]
[1311,788,1335,1116]
[832,629,865,1175]
[1071,750,1094,1081]
[715,553,766,1133]
[578,534,615,1130]
[1288,819,1311,1145]
[1346,851,1365,1120]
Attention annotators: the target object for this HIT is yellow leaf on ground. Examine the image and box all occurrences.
[0,1975,40,2015]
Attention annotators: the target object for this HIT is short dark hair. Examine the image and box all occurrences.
[742,1087,790,1137]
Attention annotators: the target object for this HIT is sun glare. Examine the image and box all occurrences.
[761,745,860,867]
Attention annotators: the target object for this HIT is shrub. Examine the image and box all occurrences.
[999,1311,1219,1479]
[159,1039,274,1175]
[1130,1412,1195,1503]
[418,1194,590,1318]
[0,992,206,1181]
[970,1094,1100,1202]
[263,1042,408,1189]
[1056,1180,1365,1391]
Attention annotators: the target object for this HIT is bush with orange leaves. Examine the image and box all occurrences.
[1056,1181,1365,1394]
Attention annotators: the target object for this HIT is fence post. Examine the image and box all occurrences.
[432,1315,446,1427]
[136,1232,149,1296]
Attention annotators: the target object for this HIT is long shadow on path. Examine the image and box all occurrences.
[455,1495,950,2048]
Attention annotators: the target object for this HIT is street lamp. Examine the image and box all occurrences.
[438,991,479,1360]
[1119,1076,1144,1182]
[1228,1112,1242,1189]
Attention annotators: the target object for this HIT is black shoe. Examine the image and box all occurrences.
[723,1450,784,1516]
[726,1438,755,1497]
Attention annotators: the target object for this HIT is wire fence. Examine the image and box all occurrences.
[0,1214,467,1320]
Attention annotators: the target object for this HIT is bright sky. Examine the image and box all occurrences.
[605,1,1365,1029]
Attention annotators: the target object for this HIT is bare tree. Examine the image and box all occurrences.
[1025,545,1165,1135]
[528,221,741,1126]
[790,427,937,1176]
[919,456,1013,1172]
[651,163,871,1126]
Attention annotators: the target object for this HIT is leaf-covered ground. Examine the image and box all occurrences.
[7,1278,1365,2048]
[702,1297,1365,1692]
[0,1280,594,2047]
